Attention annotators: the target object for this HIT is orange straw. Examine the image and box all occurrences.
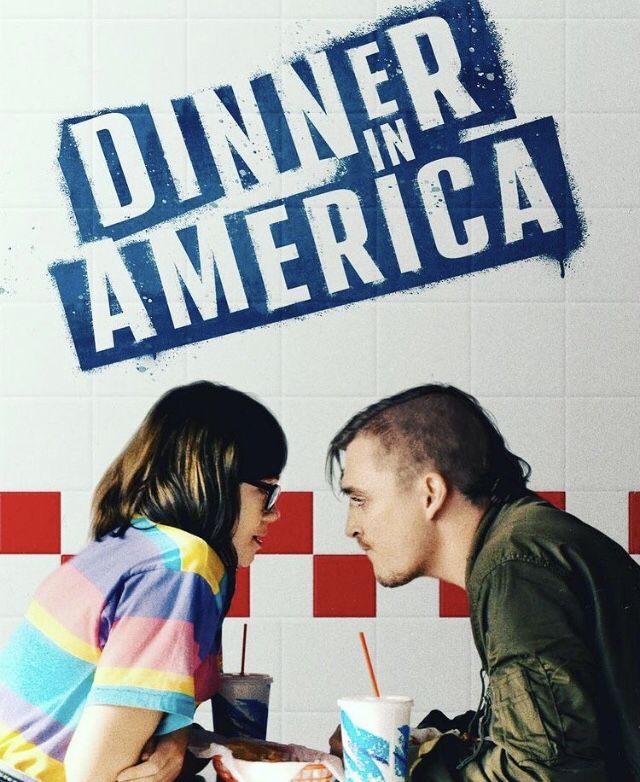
[240,623,248,675]
[359,631,380,697]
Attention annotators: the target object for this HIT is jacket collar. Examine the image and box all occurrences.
[464,499,505,588]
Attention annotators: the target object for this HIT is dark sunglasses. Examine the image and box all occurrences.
[243,479,281,512]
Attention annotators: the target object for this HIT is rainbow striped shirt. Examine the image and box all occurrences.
[0,519,229,782]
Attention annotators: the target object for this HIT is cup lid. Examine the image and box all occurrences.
[338,695,413,706]
[220,672,273,683]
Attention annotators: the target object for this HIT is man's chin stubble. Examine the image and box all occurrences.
[377,569,421,588]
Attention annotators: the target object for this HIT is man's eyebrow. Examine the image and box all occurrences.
[339,484,357,496]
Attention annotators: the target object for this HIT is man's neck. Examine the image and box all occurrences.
[432,494,488,589]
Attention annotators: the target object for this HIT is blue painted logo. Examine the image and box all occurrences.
[50,0,585,371]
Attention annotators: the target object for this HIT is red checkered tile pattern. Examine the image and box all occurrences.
[0,492,60,554]
[1,490,636,618]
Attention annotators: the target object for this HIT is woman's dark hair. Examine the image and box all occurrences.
[327,384,531,506]
[91,381,287,594]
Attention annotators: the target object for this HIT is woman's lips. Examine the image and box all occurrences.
[252,535,265,547]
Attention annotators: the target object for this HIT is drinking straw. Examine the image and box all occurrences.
[240,623,248,676]
[358,631,381,698]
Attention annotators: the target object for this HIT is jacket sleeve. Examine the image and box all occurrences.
[455,559,608,782]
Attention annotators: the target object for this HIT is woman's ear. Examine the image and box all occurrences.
[424,471,448,520]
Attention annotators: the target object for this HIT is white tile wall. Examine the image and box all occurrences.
[479,396,566,489]
[565,491,629,550]
[188,0,282,19]
[1,0,639,756]
[566,21,640,113]
[566,209,640,303]
[93,20,187,106]
[251,555,313,617]
[187,19,282,90]
[470,260,565,303]
[95,0,186,18]
[0,399,92,490]
[375,619,474,715]
[376,577,439,619]
[0,21,91,113]
[60,491,93,553]
[0,304,92,396]
[282,396,376,491]
[566,398,640,491]
[186,326,282,397]
[0,1,91,17]
[283,305,377,397]
[470,304,565,396]
[494,20,566,115]
[564,114,640,208]
[0,556,60,616]
[567,304,640,396]
[313,491,359,555]
[281,618,377,711]
[0,120,71,209]
[479,0,565,17]
[376,302,471,394]
[566,1,640,18]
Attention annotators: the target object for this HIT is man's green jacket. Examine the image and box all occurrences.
[414,494,640,781]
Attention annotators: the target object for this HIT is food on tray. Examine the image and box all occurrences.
[223,738,289,762]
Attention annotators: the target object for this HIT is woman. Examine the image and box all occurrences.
[0,381,287,782]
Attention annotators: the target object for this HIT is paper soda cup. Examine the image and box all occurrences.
[338,696,413,782]
[212,673,273,740]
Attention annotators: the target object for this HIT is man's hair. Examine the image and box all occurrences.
[91,381,287,581]
[327,384,531,505]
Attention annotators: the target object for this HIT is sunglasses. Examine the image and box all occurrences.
[243,479,281,512]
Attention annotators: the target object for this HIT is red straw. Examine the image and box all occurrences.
[359,631,381,698]
[240,623,248,675]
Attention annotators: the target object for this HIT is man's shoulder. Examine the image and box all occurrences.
[468,494,625,593]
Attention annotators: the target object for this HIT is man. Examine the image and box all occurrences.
[327,384,640,781]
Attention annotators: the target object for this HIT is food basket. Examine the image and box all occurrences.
[212,754,334,782]
[188,733,343,782]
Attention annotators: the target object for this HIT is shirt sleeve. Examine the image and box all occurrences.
[453,560,608,782]
[87,566,224,735]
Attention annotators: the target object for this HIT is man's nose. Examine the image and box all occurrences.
[345,513,360,539]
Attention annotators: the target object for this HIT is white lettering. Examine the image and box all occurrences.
[388,17,482,131]
[150,214,248,328]
[496,138,562,243]
[87,240,156,351]
[304,189,384,293]
[70,113,155,227]
[245,204,310,310]
[417,156,489,259]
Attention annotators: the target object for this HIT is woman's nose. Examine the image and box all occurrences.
[265,504,280,522]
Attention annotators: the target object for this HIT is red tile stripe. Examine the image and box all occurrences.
[0,492,61,554]
[313,555,376,617]
[258,492,313,554]
[6,490,640,619]
[439,581,470,618]
[227,567,250,617]
[536,491,566,511]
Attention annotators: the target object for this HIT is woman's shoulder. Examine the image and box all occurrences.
[136,521,227,597]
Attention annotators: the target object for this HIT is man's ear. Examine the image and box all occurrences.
[424,472,448,520]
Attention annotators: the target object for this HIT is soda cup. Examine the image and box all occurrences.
[212,673,272,740]
[338,696,413,782]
